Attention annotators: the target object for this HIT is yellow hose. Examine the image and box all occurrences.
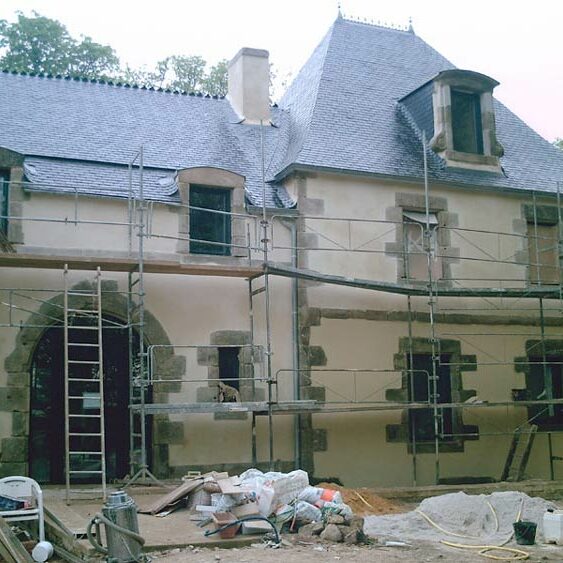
[440,540,529,561]
[416,497,529,561]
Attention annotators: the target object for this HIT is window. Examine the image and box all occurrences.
[527,357,563,429]
[189,185,231,255]
[218,347,240,391]
[0,170,9,236]
[403,211,442,281]
[451,90,483,155]
[408,354,453,442]
[527,222,559,285]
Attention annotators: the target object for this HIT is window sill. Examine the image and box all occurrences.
[442,150,502,173]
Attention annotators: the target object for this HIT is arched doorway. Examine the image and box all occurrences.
[28,315,149,484]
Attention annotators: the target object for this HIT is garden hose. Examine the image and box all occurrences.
[417,498,529,561]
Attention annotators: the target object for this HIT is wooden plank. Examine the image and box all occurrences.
[43,506,92,559]
[137,479,203,515]
[0,516,34,562]
[0,252,263,278]
[502,424,538,482]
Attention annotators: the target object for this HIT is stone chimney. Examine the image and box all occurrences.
[227,48,270,124]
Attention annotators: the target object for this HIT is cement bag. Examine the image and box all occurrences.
[257,469,309,516]
[321,501,353,520]
[294,500,322,522]
[298,486,343,505]
[274,500,322,524]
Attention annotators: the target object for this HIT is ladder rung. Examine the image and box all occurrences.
[69,451,103,455]
[69,414,101,418]
[68,360,100,364]
[68,326,98,331]
[68,470,103,475]
[68,342,100,347]
[69,394,100,399]
[69,432,102,437]
[67,291,96,296]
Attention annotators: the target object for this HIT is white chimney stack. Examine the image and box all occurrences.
[227,48,270,125]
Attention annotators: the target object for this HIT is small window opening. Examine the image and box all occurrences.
[0,170,9,236]
[527,357,563,429]
[408,354,453,442]
[451,90,484,155]
[218,347,240,391]
[189,185,231,256]
[527,222,560,285]
[403,211,442,281]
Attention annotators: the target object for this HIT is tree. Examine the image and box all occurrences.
[554,138,563,150]
[0,12,229,95]
[0,12,119,79]
[202,60,228,97]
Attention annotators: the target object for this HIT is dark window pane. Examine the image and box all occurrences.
[527,357,563,429]
[407,354,453,442]
[0,171,9,235]
[218,347,240,390]
[189,185,231,255]
[451,91,483,154]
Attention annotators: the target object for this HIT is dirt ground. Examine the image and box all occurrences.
[153,538,563,562]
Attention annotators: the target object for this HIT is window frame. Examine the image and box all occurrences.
[407,353,455,444]
[402,211,443,282]
[0,169,10,236]
[526,221,560,286]
[189,184,232,256]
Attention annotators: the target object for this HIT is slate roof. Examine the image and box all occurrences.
[0,16,561,206]
[278,17,563,194]
[0,72,293,207]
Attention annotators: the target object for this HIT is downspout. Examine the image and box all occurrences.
[281,217,301,468]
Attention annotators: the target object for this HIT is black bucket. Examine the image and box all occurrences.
[513,521,537,545]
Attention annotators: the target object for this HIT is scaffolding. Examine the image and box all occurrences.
[0,130,562,493]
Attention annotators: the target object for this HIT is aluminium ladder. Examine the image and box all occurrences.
[64,265,107,503]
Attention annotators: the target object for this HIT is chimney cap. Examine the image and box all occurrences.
[229,47,269,66]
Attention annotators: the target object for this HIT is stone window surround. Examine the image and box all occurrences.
[0,279,186,479]
[514,339,563,429]
[176,167,248,258]
[385,192,460,286]
[429,69,504,172]
[513,203,561,286]
[195,330,265,420]
[0,148,25,246]
[386,337,478,453]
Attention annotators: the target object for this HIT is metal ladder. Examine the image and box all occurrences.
[64,265,107,503]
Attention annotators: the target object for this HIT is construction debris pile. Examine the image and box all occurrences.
[140,468,378,544]
[364,491,555,544]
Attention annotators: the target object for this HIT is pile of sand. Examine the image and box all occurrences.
[316,482,402,516]
[364,491,555,543]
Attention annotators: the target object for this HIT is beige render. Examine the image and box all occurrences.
[0,41,561,487]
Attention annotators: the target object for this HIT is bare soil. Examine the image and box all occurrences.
[152,540,563,562]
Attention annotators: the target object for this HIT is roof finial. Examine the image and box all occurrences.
[408,16,415,34]
[337,1,342,18]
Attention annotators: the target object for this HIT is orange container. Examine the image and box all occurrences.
[212,512,240,539]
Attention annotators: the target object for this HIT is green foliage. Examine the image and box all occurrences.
[0,12,118,79]
[554,138,563,150]
[0,12,230,96]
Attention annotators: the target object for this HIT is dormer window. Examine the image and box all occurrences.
[429,70,504,172]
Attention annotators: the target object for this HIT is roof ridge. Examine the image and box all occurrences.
[0,68,226,99]
[340,15,412,34]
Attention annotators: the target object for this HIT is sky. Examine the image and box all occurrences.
[1,0,562,142]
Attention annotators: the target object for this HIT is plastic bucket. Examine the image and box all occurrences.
[513,521,537,545]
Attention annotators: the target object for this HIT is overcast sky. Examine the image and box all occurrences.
[1,0,562,142]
